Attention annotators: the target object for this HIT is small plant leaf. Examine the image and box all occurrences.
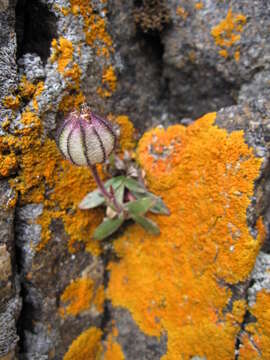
[79,190,105,209]
[149,197,170,215]
[104,176,125,190]
[124,178,146,194]
[115,184,125,204]
[134,192,170,215]
[132,215,160,235]
[125,197,156,216]
[93,216,124,240]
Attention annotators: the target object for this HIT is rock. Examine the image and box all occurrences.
[106,103,270,359]
[1,0,270,359]
[162,0,270,119]
[0,182,20,359]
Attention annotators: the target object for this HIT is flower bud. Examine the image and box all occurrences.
[57,105,116,166]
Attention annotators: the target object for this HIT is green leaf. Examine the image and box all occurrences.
[104,176,125,190]
[115,184,125,204]
[124,178,146,194]
[132,215,160,235]
[93,216,124,240]
[125,197,156,216]
[134,192,170,215]
[149,197,170,215]
[78,190,105,209]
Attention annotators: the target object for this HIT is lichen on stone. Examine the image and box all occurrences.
[211,8,246,61]
[103,329,125,360]
[107,113,265,359]
[59,276,104,317]
[239,290,270,359]
[63,327,102,360]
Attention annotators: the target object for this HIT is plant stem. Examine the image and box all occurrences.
[90,165,122,214]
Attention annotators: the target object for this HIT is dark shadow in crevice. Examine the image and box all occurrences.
[15,0,57,63]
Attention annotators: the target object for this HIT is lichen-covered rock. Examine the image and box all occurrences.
[1,0,270,359]
[0,181,20,359]
[162,0,270,119]
[106,105,270,359]
[0,1,21,358]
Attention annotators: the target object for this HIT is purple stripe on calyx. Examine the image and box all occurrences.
[79,118,91,167]
[67,126,77,165]
[91,112,117,150]
[92,125,106,163]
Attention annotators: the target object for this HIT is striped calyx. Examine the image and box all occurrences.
[57,105,116,166]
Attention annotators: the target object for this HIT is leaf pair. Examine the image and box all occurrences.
[78,176,125,210]
[79,175,170,240]
[93,213,160,240]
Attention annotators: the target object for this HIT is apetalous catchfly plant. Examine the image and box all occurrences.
[57,103,169,240]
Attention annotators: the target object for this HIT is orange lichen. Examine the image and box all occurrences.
[94,286,105,313]
[64,63,82,86]
[55,1,117,102]
[69,0,113,49]
[239,290,270,359]
[97,66,117,98]
[63,327,102,360]
[211,8,246,60]
[32,81,44,111]
[59,91,86,113]
[114,115,136,152]
[195,2,203,10]
[176,6,188,20]
[18,76,36,98]
[60,277,104,317]
[234,50,240,62]
[2,95,20,110]
[51,37,74,74]
[219,49,229,59]
[104,331,125,360]
[5,113,102,254]
[0,151,17,177]
[60,278,95,316]
[107,113,264,359]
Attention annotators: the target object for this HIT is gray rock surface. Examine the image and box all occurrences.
[112,308,167,360]
[1,0,270,359]
[0,181,20,359]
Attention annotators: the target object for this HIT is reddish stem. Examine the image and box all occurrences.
[90,165,122,214]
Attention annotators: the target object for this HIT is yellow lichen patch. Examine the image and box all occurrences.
[51,37,74,74]
[68,0,113,49]
[107,113,264,359]
[60,278,94,316]
[6,115,102,254]
[176,6,188,20]
[239,290,270,359]
[103,332,125,360]
[59,91,86,113]
[64,63,82,87]
[65,0,116,99]
[114,115,136,152]
[195,2,203,10]
[211,8,246,61]
[219,49,229,59]
[63,327,102,360]
[0,149,17,177]
[234,50,240,62]
[18,76,36,99]
[2,95,20,110]
[60,277,104,317]
[97,66,117,98]
[32,81,44,111]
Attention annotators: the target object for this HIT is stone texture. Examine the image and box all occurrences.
[112,308,167,360]
[0,0,270,359]
[0,181,20,359]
